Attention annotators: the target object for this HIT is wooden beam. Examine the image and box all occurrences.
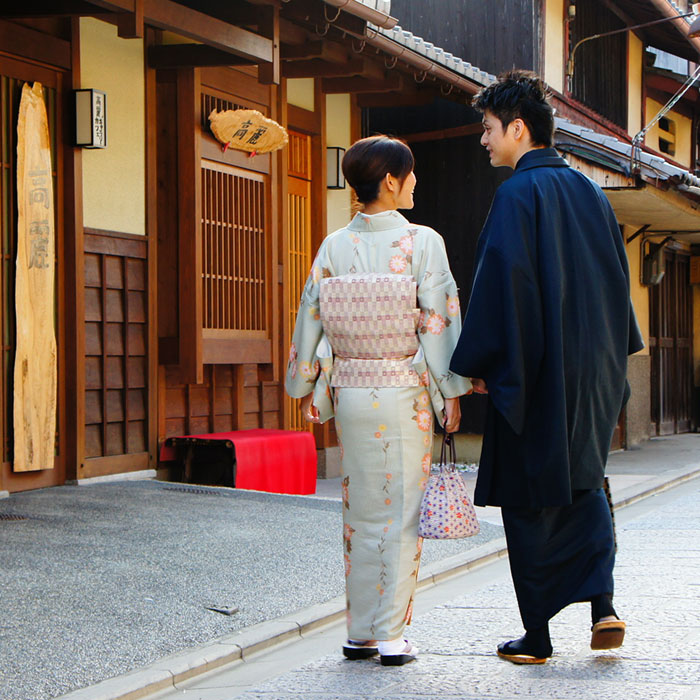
[283,58,367,79]
[402,122,484,143]
[282,0,367,37]
[148,44,253,68]
[0,1,96,17]
[282,40,323,60]
[279,17,309,45]
[85,0,132,11]
[175,0,260,27]
[258,4,280,85]
[116,0,143,37]
[322,74,402,94]
[142,0,273,64]
[356,90,435,108]
[0,18,71,69]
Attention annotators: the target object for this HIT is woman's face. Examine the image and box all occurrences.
[395,171,417,210]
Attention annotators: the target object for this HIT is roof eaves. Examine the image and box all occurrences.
[321,0,398,29]
[555,115,700,189]
[368,23,496,91]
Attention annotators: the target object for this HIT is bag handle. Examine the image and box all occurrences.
[439,432,457,469]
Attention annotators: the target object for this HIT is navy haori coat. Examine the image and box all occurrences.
[450,148,644,508]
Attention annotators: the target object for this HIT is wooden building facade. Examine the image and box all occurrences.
[369,0,700,447]
[0,0,486,494]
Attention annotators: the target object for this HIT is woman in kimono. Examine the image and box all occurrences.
[285,136,469,665]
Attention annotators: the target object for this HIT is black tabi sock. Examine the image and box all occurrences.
[591,593,617,624]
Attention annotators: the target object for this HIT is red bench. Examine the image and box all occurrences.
[160,429,317,495]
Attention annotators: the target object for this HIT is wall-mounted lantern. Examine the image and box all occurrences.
[642,236,673,286]
[74,89,107,148]
[326,146,346,189]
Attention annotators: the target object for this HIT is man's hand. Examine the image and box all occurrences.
[470,378,488,394]
[444,397,461,433]
[300,393,320,423]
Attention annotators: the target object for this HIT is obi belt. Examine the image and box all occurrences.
[319,273,422,388]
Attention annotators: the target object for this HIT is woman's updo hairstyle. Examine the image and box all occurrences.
[341,135,414,205]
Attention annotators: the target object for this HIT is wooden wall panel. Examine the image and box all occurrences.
[160,361,282,447]
[82,230,149,476]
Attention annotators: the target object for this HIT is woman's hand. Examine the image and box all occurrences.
[443,397,461,433]
[300,393,320,424]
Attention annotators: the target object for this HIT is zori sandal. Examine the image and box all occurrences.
[342,639,379,660]
[379,639,419,666]
[591,617,626,650]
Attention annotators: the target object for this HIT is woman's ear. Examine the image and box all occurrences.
[384,172,396,193]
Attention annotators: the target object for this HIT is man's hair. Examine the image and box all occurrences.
[472,70,554,148]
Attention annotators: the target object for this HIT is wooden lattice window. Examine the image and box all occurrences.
[569,0,627,128]
[201,92,245,131]
[201,160,267,333]
[285,130,312,431]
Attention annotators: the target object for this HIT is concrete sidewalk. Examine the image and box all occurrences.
[0,434,698,700]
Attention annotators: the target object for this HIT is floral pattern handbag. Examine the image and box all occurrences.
[419,433,480,539]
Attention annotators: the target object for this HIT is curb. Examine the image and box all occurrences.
[56,463,700,700]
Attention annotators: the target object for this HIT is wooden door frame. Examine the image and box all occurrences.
[649,247,693,436]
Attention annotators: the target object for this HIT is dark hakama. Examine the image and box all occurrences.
[502,488,615,629]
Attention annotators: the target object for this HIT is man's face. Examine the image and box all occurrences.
[480,110,518,168]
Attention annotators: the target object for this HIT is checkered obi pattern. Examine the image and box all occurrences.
[319,274,422,388]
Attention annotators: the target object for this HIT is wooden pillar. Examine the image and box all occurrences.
[64,17,86,480]
[145,27,159,467]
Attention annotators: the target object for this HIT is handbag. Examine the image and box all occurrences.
[418,432,480,539]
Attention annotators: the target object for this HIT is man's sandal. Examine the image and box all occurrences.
[590,617,626,650]
[497,635,552,665]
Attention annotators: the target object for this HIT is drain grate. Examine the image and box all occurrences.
[162,486,223,496]
[0,513,28,521]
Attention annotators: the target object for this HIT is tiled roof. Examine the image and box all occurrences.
[555,116,700,189]
[354,0,392,13]
[374,24,496,86]
[362,0,495,86]
[665,0,695,21]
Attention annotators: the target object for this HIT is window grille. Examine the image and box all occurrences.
[200,160,267,333]
[285,130,312,431]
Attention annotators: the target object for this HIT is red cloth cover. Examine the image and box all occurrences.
[159,429,317,495]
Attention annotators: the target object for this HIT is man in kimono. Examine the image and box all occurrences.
[450,70,644,664]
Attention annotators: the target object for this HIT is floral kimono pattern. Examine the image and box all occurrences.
[285,209,470,641]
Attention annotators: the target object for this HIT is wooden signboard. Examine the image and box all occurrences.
[13,82,57,471]
[209,108,288,154]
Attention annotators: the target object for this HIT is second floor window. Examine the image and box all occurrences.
[569,0,627,128]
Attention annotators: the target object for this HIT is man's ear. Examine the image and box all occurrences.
[511,118,526,141]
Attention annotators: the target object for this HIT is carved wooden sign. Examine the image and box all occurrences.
[14,82,57,472]
[208,108,288,154]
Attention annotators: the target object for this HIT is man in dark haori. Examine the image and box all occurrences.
[450,70,644,664]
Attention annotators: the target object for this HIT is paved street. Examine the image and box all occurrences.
[154,476,700,700]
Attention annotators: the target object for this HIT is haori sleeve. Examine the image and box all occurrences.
[284,241,331,399]
[414,229,471,404]
[449,186,544,435]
